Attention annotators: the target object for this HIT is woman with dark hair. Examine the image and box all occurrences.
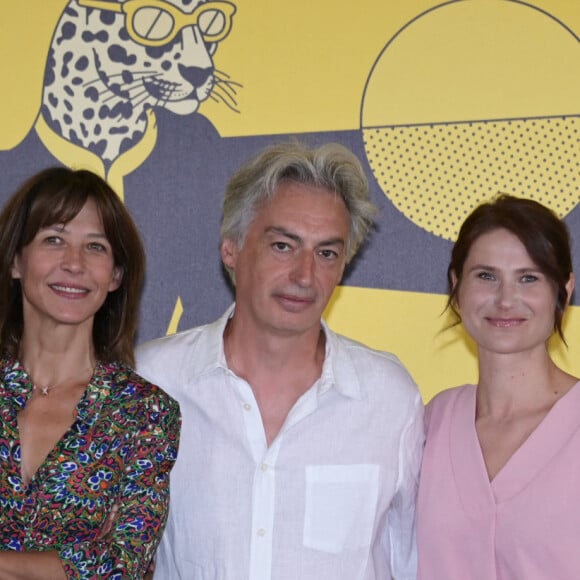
[417,194,578,580]
[0,168,180,579]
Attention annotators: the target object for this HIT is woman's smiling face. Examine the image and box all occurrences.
[454,227,570,358]
[11,198,122,331]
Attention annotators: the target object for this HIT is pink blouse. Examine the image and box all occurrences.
[417,382,580,580]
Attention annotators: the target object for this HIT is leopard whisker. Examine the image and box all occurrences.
[214,68,233,80]
[210,83,240,113]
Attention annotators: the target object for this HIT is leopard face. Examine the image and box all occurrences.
[41,0,238,166]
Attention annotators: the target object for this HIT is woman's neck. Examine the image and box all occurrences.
[18,327,96,388]
[476,348,577,418]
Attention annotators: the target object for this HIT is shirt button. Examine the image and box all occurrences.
[260,463,268,472]
[257,528,266,537]
[243,403,252,411]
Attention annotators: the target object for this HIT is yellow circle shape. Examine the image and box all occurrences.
[361,0,580,240]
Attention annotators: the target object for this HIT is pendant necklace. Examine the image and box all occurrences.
[32,368,93,397]
[33,382,66,397]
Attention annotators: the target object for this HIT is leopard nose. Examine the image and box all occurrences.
[178,64,214,88]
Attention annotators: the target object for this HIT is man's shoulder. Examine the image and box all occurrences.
[330,329,410,374]
[328,328,419,397]
[135,317,223,390]
[137,324,209,358]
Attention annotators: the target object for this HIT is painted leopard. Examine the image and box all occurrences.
[41,0,238,166]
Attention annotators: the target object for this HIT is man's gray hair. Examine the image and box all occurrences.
[220,141,378,264]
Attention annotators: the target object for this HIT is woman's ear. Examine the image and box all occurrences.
[108,266,123,292]
[11,254,22,280]
[450,270,460,308]
[450,270,458,290]
[565,272,575,307]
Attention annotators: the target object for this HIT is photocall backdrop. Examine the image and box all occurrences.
[1,0,579,401]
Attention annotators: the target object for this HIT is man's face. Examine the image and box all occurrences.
[221,181,350,339]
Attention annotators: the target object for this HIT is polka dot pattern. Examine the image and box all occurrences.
[362,116,580,240]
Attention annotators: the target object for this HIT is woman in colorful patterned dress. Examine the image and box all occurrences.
[417,195,579,579]
[0,168,180,579]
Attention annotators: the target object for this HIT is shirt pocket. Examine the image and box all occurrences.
[303,464,379,554]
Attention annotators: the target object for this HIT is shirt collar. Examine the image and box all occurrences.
[319,319,362,400]
[193,305,362,400]
[189,304,235,377]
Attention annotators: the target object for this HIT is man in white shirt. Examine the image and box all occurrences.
[137,142,424,580]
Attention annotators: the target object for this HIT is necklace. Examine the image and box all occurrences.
[33,380,74,397]
[32,368,94,397]
[36,385,50,396]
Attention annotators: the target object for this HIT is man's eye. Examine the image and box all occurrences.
[319,249,338,259]
[477,271,494,280]
[272,242,291,251]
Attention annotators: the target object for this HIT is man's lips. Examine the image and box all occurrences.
[275,292,316,307]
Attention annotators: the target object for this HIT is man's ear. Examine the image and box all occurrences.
[220,238,238,271]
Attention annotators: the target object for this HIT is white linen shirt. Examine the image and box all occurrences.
[136,305,424,580]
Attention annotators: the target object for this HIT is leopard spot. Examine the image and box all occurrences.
[99,101,133,120]
[44,50,56,87]
[87,139,107,158]
[109,83,130,100]
[68,129,82,146]
[82,30,109,43]
[100,11,116,26]
[60,52,74,80]
[109,44,137,66]
[41,104,61,135]
[75,56,89,72]
[57,21,76,45]
[84,87,99,102]
[120,131,145,156]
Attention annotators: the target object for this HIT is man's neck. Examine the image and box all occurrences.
[223,316,325,377]
[223,317,326,446]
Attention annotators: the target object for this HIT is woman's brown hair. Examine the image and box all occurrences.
[0,167,145,365]
[448,194,573,341]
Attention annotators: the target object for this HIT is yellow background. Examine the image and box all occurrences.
[1,0,579,401]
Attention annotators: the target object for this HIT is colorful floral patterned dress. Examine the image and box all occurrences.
[0,356,180,579]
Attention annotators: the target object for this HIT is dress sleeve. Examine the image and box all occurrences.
[388,391,425,580]
[58,392,181,579]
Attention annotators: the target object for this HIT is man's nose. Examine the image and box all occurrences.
[290,252,315,287]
